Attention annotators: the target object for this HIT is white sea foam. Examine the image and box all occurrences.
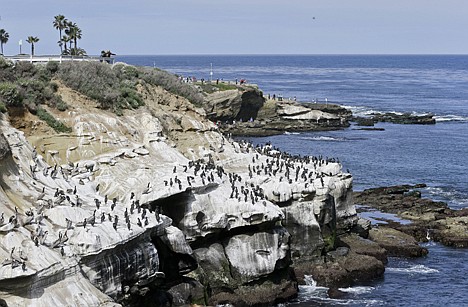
[342,105,377,117]
[338,286,376,295]
[387,265,439,274]
[284,131,300,135]
[424,186,468,208]
[295,276,383,306]
[434,114,468,122]
[301,136,346,142]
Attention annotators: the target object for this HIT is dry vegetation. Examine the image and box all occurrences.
[0,58,205,131]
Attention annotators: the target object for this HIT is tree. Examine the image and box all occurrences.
[61,35,70,54]
[53,15,68,54]
[65,22,82,55]
[26,36,40,56]
[0,29,9,55]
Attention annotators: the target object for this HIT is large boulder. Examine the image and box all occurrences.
[368,227,428,258]
[204,87,264,122]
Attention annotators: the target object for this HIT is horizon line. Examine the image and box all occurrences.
[114,53,468,57]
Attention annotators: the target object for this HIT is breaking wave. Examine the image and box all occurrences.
[289,276,383,306]
[284,131,301,135]
[387,265,439,274]
[338,286,376,295]
[301,136,346,142]
[424,186,468,209]
[434,114,468,122]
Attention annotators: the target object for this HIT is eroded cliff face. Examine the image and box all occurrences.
[204,87,265,122]
[0,128,10,161]
[0,78,357,306]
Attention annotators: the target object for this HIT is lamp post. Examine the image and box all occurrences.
[19,39,22,55]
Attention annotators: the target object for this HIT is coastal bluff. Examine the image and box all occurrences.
[202,85,351,136]
[0,61,388,306]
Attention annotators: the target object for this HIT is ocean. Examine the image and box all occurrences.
[116,55,468,306]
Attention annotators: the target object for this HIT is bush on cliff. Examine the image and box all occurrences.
[36,108,72,133]
[0,82,23,107]
[0,59,67,112]
[56,61,144,114]
[140,67,204,106]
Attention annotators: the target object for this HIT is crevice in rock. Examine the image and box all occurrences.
[151,235,197,286]
[143,190,194,227]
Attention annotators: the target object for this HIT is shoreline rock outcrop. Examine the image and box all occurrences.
[0,73,362,306]
[353,112,436,126]
[0,62,443,306]
[203,85,352,136]
[354,184,468,248]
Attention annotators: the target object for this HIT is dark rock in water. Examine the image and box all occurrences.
[0,298,8,307]
[368,227,428,258]
[335,252,385,283]
[207,268,298,306]
[327,287,348,299]
[338,233,388,264]
[403,190,421,198]
[353,117,375,126]
[373,112,436,125]
[353,112,436,126]
[354,184,468,248]
[301,261,351,288]
[353,127,385,131]
[301,252,385,288]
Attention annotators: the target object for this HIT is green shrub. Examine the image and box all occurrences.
[45,61,60,74]
[140,67,204,106]
[49,82,59,92]
[55,99,68,111]
[0,58,15,82]
[0,82,23,107]
[119,86,144,108]
[36,108,72,133]
[0,102,6,113]
[113,64,139,80]
[14,62,37,79]
[57,61,144,114]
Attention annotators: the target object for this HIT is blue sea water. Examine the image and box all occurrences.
[117,55,468,306]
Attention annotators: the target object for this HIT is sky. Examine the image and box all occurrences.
[1,0,467,55]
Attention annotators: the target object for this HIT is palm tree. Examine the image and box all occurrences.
[61,35,70,54]
[0,29,9,55]
[26,36,40,56]
[53,15,68,54]
[65,22,82,55]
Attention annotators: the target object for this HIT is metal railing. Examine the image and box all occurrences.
[2,54,114,64]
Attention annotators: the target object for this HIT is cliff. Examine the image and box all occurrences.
[0,62,362,306]
[203,85,351,136]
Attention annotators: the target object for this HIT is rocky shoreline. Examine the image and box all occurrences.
[203,85,352,136]
[0,61,456,307]
[354,184,468,248]
[353,112,436,126]
[200,83,437,137]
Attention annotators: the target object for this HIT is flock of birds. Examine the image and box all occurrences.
[0,137,344,273]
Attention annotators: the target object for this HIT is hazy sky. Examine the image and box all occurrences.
[1,0,467,55]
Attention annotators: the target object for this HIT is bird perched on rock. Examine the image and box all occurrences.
[142,182,152,194]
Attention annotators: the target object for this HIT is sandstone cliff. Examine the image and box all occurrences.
[203,86,351,136]
[0,64,359,306]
